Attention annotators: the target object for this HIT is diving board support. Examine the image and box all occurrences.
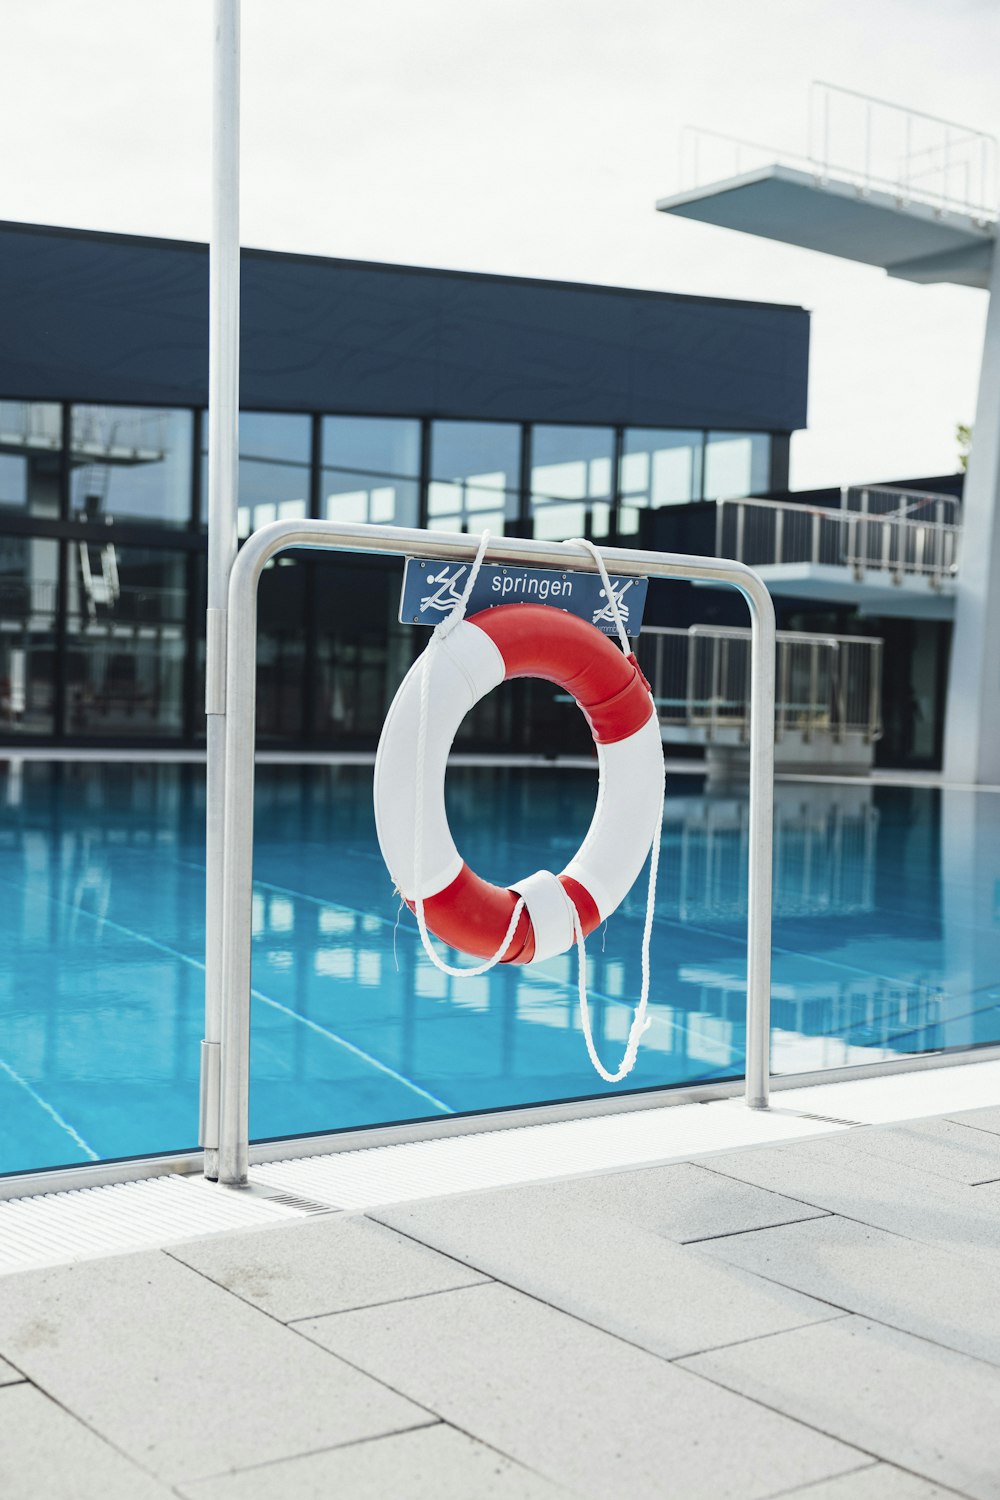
[214,524,777,1187]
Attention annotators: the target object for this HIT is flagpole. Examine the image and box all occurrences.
[200,0,240,1180]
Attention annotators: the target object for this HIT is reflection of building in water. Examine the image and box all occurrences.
[675,968,944,1077]
[623,781,878,925]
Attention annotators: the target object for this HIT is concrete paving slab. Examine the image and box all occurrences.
[699,1213,1000,1365]
[0,1381,176,1500]
[947,1106,1000,1138]
[168,1212,487,1322]
[0,1249,429,1484]
[383,1160,829,1243]
[0,1353,24,1385]
[180,1423,575,1500]
[296,1281,865,1500]
[773,1462,964,1498]
[375,1188,840,1360]
[789,1118,1000,1186]
[680,1315,1000,1500]
[702,1145,1000,1263]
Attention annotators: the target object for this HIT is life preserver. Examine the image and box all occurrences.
[373,602,664,965]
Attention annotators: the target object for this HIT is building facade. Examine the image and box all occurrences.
[0,220,807,755]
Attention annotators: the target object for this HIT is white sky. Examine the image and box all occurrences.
[3,0,997,489]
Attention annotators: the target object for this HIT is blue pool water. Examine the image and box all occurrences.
[1,761,999,1176]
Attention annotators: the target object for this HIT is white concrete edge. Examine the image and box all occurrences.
[2,1053,999,1277]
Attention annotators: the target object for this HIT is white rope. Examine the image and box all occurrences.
[564,536,664,1082]
[408,530,665,1082]
[567,536,632,656]
[412,532,528,978]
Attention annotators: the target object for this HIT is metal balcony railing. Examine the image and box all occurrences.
[636,624,883,746]
[679,82,998,221]
[715,495,961,588]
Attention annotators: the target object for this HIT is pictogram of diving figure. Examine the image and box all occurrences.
[421,565,468,614]
[591,578,634,628]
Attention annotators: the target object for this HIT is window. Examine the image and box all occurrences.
[703,432,770,500]
[428,421,520,534]
[0,536,58,734]
[0,402,62,517]
[618,429,703,534]
[64,545,187,737]
[70,406,193,525]
[201,411,311,538]
[530,425,615,541]
[322,416,420,528]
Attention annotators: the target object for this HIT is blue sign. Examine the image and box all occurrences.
[400,558,648,637]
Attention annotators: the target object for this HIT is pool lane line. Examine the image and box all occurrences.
[160,849,983,1000]
[0,1055,99,1163]
[0,872,454,1121]
[75,847,997,1066]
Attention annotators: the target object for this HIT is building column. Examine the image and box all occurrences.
[943,243,1000,784]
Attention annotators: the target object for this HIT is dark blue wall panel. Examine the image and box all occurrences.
[0,221,809,431]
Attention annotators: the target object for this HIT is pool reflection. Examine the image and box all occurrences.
[0,761,998,1173]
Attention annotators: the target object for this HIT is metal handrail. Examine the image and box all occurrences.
[212,520,776,1186]
[715,495,961,587]
[639,624,883,744]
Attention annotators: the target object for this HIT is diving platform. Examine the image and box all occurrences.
[657,162,995,288]
[658,85,997,290]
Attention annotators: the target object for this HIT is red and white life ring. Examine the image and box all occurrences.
[373,602,664,965]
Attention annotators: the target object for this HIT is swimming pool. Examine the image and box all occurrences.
[1,760,999,1176]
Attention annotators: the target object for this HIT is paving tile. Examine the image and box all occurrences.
[680,1315,1000,1500]
[393,1160,828,1243]
[0,1381,175,1500]
[699,1213,1000,1365]
[789,1118,1000,1186]
[0,1249,429,1484]
[703,1144,1000,1263]
[296,1281,865,1500]
[180,1423,573,1499]
[773,1462,963,1498]
[0,1353,24,1385]
[375,1187,839,1361]
[947,1106,1000,1138]
[168,1212,487,1322]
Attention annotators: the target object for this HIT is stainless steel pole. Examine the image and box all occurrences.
[200,0,241,1181]
[215,524,776,1185]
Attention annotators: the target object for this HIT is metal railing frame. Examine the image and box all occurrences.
[716,494,961,588]
[211,520,777,1186]
[640,623,883,746]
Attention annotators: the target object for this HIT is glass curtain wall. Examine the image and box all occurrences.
[0,403,778,748]
[70,406,193,526]
[0,537,58,734]
[321,417,420,528]
[427,421,521,534]
[530,425,615,541]
[200,410,311,538]
[619,429,703,535]
[64,545,187,737]
[703,431,770,499]
[0,401,62,518]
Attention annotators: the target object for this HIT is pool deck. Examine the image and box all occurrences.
[1,1064,999,1497]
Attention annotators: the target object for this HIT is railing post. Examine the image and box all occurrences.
[870,640,883,741]
[201,0,241,1181]
[810,509,820,564]
[735,502,746,562]
[774,505,784,565]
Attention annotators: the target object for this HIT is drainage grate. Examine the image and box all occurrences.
[253,1190,338,1216]
[0,1174,302,1276]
